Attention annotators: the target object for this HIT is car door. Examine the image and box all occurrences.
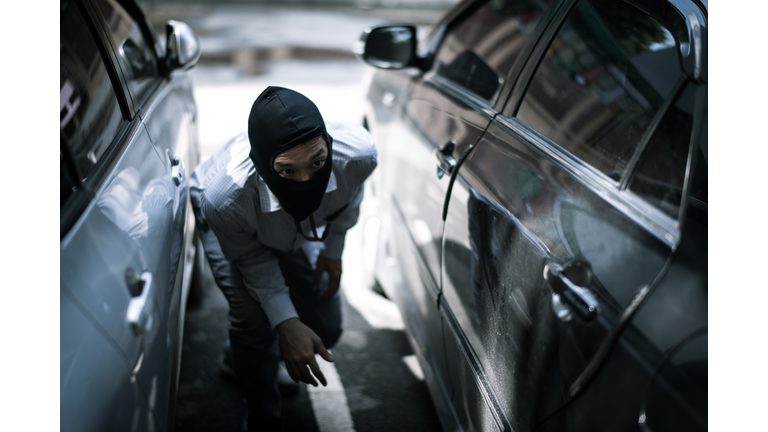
[87,1,199,427]
[536,3,708,429]
[440,0,703,430]
[410,0,558,430]
[60,1,159,430]
[369,1,557,425]
[61,291,153,432]
[60,0,180,430]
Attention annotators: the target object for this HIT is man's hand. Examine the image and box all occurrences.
[277,318,335,386]
[312,256,342,301]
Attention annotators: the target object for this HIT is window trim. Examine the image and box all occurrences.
[500,0,578,118]
[492,0,568,113]
[430,0,564,108]
[115,0,162,63]
[80,0,138,118]
[62,0,134,199]
[426,72,499,120]
[494,115,680,248]
[109,0,166,110]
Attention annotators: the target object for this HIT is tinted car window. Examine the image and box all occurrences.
[435,0,551,103]
[61,0,123,181]
[516,0,681,181]
[93,0,158,105]
[61,140,78,207]
[629,83,695,219]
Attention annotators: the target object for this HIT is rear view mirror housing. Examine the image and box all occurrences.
[164,20,201,73]
[354,24,423,70]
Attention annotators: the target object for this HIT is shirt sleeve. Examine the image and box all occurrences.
[202,196,298,328]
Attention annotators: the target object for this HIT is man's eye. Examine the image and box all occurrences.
[313,160,325,168]
[280,169,293,176]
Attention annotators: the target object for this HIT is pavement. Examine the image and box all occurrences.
[174,216,443,431]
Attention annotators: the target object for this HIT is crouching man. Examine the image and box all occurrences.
[189,86,377,431]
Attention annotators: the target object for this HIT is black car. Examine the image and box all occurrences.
[60,0,203,430]
[354,0,707,430]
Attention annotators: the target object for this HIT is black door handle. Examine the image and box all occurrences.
[435,141,456,179]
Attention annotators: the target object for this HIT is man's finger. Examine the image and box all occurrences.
[300,364,318,387]
[314,338,335,363]
[308,356,327,387]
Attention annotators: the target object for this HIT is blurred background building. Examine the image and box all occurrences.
[136,0,460,161]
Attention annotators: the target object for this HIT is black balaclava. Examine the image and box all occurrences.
[248,86,333,221]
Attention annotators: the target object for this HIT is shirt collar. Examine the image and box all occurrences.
[259,170,337,213]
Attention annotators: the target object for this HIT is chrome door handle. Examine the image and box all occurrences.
[544,259,600,322]
[435,141,456,179]
[126,271,155,335]
[171,157,184,186]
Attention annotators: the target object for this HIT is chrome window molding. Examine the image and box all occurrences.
[495,116,680,249]
[439,296,512,432]
[425,72,499,121]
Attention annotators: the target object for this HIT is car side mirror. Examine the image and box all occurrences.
[354,24,420,70]
[164,20,201,73]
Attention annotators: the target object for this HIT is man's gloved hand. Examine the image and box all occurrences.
[312,256,342,301]
[277,318,335,386]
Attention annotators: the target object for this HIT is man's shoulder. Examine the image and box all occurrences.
[327,121,376,162]
[191,133,258,212]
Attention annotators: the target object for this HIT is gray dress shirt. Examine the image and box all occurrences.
[189,121,377,328]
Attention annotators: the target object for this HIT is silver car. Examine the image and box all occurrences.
[60,0,203,430]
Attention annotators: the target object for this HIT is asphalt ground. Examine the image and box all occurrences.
[173,220,444,432]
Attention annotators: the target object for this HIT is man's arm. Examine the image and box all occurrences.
[312,183,365,301]
[205,201,334,386]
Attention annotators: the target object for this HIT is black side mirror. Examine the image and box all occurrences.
[354,24,419,70]
[164,20,201,73]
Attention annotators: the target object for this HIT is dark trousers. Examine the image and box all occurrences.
[192,193,343,427]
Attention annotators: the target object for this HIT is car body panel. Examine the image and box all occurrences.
[367,69,466,427]
[60,121,172,429]
[60,0,200,430]
[61,288,154,431]
[537,84,708,432]
[441,110,674,431]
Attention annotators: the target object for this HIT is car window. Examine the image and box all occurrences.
[61,0,123,181]
[61,140,78,207]
[93,0,158,105]
[516,0,682,181]
[435,0,551,104]
[628,83,695,219]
